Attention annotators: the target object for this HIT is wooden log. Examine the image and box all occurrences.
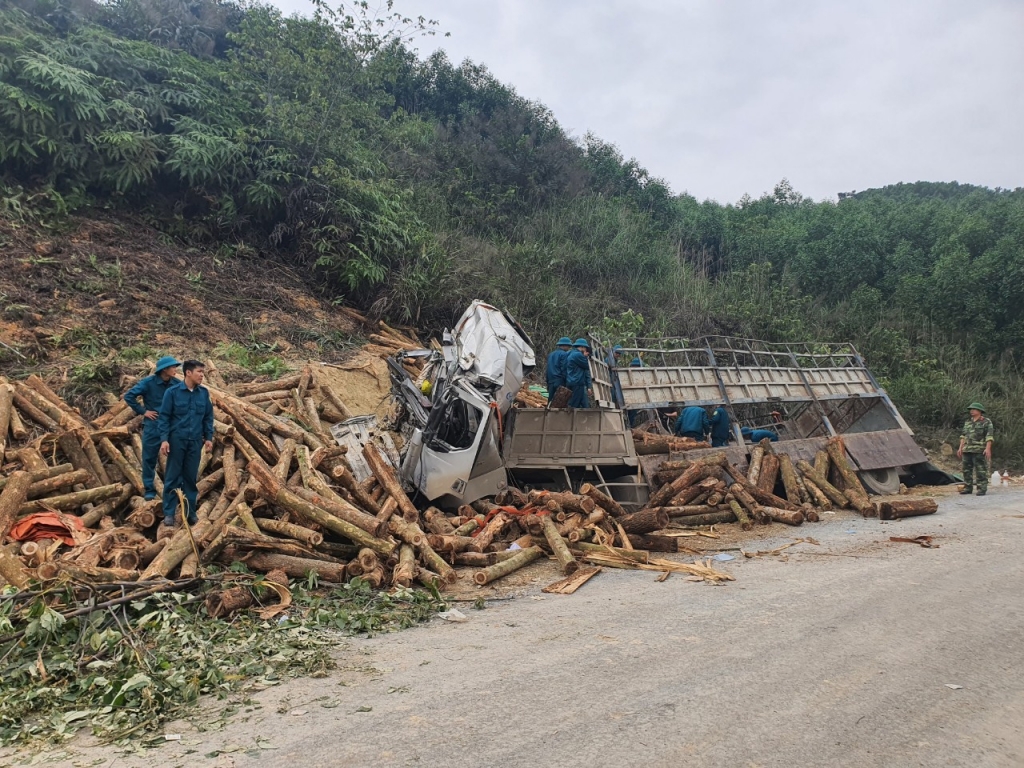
[452,517,481,537]
[617,507,669,535]
[375,496,398,527]
[363,442,419,522]
[98,437,143,494]
[625,533,677,552]
[878,498,938,520]
[248,460,396,558]
[579,482,627,517]
[747,445,765,485]
[220,441,239,496]
[647,453,728,508]
[330,464,381,514]
[293,486,385,538]
[233,374,302,397]
[77,429,111,486]
[0,379,12,462]
[8,401,28,440]
[802,504,820,523]
[726,464,799,511]
[81,483,134,527]
[825,436,875,514]
[219,527,337,562]
[495,487,529,508]
[242,550,347,582]
[796,460,850,509]
[25,375,86,426]
[57,431,100,488]
[469,512,509,553]
[659,505,725,517]
[729,483,768,525]
[541,515,579,575]
[205,585,253,618]
[802,476,833,510]
[673,510,736,526]
[761,506,804,526]
[255,518,324,547]
[533,490,595,515]
[392,544,416,587]
[423,507,456,535]
[0,464,72,492]
[727,497,753,530]
[668,472,721,506]
[387,516,426,549]
[26,468,92,499]
[778,453,802,505]
[427,534,476,554]
[453,551,500,567]
[319,382,353,422]
[18,483,123,515]
[473,546,544,585]
[214,397,279,463]
[633,436,711,455]
[814,450,830,479]
[11,384,60,430]
[0,545,30,588]
[42,563,140,583]
[757,453,780,494]
[239,389,295,404]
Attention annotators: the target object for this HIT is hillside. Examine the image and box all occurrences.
[1,0,1023,462]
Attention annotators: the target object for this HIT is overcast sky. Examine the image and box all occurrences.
[271,0,1024,204]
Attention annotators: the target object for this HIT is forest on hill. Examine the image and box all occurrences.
[2,0,1023,462]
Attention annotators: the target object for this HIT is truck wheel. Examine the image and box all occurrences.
[858,467,900,496]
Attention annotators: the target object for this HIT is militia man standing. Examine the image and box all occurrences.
[958,402,994,496]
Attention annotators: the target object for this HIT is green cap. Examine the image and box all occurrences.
[967,402,985,413]
[155,355,181,374]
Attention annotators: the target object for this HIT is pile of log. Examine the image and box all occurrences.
[342,310,431,379]
[632,429,710,455]
[640,435,935,529]
[514,385,548,409]
[0,365,731,606]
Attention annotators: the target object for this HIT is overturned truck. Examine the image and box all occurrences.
[383,303,941,510]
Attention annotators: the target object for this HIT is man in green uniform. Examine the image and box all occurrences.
[957,402,994,496]
[123,356,181,500]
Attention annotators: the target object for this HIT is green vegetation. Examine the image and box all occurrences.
[0,576,443,745]
[2,0,1022,461]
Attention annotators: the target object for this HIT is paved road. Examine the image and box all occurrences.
[28,489,1024,767]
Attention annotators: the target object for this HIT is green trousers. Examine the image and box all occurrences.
[962,452,989,492]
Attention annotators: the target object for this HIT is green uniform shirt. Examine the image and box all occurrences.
[960,416,994,453]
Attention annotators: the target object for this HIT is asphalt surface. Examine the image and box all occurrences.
[20,488,1024,767]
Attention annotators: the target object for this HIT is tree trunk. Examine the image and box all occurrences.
[468,512,509,553]
[426,534,476,553]
[0,379,13,462]
[239,550,347,582]
[18,483,123,516]
[363,442,419,522]
[423,507,455,535]
[658,505,724,517]
[825,436,875,514]
[726,464,799,510]
[57,431,100,488]
[81,483,134,527]
[747,445,765,484]
[541,515,579,575]
[728,497,753,530]
[0,463,74,492]
[778,453,802,505]
[647,453,728,508]
[233,374,302,397]
[626,533,678,552]
[24,468,93,499]
[548,386,572,409]
[255,518,324,547]
[76,430,111,486]
[729,483,768,525]
[473,546,544,585]
[672,510,736,526]
[214,397,279,464]
[878,498,937,520]
[452,517,480,536]
[757,453,780,494]
[97,437,143,494]
[796,460,850,508]
[617,507,669,534]
[579,482,627,517]
[319,383,354,422]
[329,464,381,514]
[801,476,832,510]
[633,435,711,455]
[814,450,830,478]
[0,472,34,539]
[248,459,396,558]
[761,506,804,526]
[292,486,385,538]
[668,473,721,507]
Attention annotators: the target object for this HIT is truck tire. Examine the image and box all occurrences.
[858,467,900,496]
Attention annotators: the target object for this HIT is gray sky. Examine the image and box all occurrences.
[271,0,1024,204]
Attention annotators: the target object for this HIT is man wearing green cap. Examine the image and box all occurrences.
[546,337,572,398]
[124,356,181,500]
[958,402,994,495]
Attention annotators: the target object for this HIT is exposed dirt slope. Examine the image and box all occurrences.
[0,212,388,415]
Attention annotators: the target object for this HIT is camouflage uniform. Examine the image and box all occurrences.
[960,416,994,493]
